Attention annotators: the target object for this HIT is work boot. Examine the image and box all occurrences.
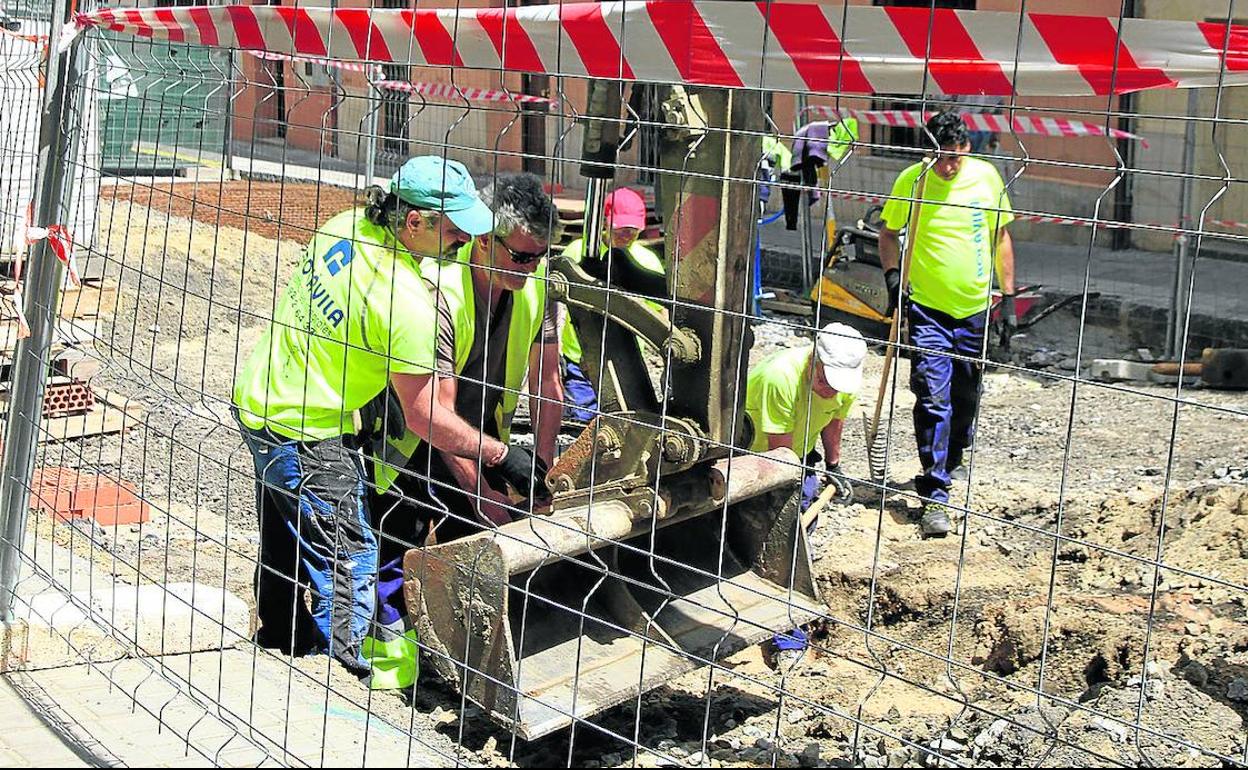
[920,503,952,538]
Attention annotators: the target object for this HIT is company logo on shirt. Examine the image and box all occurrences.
[295,239,350,329]
[969,200,987,278]
[322,238,354,276]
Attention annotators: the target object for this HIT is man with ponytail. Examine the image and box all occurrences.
[232,156,543,682]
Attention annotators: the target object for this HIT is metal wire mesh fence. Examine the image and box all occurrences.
[0,1,1246,768]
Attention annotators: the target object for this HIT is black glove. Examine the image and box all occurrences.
[608,247,668,301]
[488,445,550,499]
[884,268,902,319]
[358,386,405,443]
[823,463,853,503]
[998,293,1018,351]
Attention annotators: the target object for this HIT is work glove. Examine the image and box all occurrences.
[488,445,551,500]
[823,463,854,503]
[884,268,902,319]
[581,248,668,303]
[997,293,1019,351]
[357,386,406,445]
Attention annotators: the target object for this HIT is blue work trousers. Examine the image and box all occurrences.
[908,302,985,505]
[238,421,377,678]
[563,359,599,423]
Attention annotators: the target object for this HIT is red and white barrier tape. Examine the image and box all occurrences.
[801,107,1147,145]
[820,189,1248,232]
[0,26,48,45]
[374,79,555,106]
[8,212,80,341]
[25,223,82,286]
[248,49,381,76]
[244,50,556,106]
[68,4,1248,97]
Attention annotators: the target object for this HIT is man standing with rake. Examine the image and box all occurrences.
[878,111,1018,538]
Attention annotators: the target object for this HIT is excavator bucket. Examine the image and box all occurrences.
[404,450,822,740]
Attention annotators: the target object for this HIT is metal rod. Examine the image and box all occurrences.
[0,0,80,620]
[582,177,609,258]
[1167,89,1198,360]
[795,94,813,294]
[363,70,378,185]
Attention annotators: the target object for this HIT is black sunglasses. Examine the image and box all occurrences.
[489,235,547,265]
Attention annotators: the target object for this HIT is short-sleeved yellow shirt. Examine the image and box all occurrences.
[746,346,855,457]
[234,209,437,441]
[881,157,1014,320]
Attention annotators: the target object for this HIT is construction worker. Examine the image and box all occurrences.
[780,118,859,231]
[364,172,564,689]
[232,156,541,680]
[879,110,1016,538]
[745,322,865,511]
[747,322,865,668]
[758,134,793,211]
[559,187,666,422]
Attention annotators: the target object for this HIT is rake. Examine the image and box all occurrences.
[865,164,930,483]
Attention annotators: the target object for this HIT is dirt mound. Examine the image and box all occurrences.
[970,668,1244,767]
[1068,482,1248,592]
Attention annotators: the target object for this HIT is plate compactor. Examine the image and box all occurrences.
[403,84,824,740]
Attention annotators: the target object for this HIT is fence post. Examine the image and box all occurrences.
[0,0,84,620]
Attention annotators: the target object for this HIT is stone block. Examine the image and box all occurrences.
[1088,359,1153,382]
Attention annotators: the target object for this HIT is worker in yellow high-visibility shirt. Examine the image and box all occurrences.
[232,156,541,682]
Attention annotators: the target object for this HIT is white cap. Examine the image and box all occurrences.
[814,322,867,394]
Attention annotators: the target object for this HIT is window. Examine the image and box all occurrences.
[870,0,975,157]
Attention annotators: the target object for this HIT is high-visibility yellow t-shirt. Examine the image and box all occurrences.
[233,209,437,441]
[746,346,855,457]
[881,157,1014,320]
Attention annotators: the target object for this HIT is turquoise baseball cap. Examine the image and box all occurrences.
[390,156,493,236]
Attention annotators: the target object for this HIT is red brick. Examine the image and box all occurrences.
[88,499,149,527]
[27,467,149,525]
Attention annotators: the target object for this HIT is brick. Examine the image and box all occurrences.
[27,468,149,525]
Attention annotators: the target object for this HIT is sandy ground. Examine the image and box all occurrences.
[25,189,1247,768]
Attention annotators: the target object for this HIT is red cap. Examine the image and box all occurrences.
[603,188,646,231]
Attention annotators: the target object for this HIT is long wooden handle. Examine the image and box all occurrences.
[1151,361,1203,376]
[867,163,930,441]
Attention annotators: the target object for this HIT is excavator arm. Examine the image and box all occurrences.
[405,80,822,740]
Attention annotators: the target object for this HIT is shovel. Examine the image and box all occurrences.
[865,165,930,482]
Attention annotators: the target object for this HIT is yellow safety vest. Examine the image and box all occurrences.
[373,242,548,493]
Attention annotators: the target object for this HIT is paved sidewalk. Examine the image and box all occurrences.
[0,648,459,767]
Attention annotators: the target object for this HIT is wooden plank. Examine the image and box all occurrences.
[0,318,98,357]
[57,278,118,320]
[0,386,144,442]
[0,278,117,321]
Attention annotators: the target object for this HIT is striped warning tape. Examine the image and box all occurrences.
[248,49,381,75]
[242,50,555,105]
[374,79,555,106]
[0,26,48,45]
[67,3,1248,97]
[801,107,1147,145]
